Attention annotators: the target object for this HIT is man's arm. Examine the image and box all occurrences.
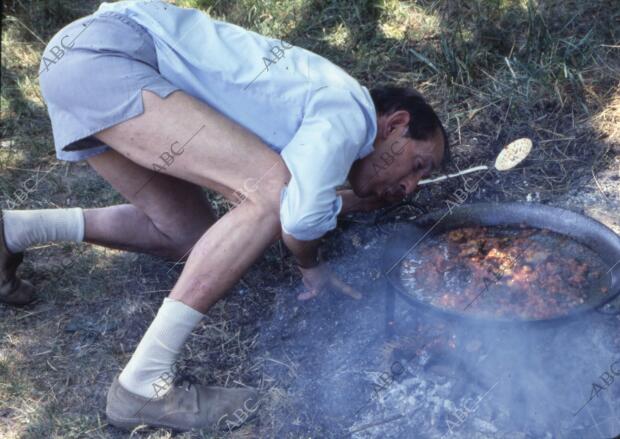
[277,86,373,300]
[281,231,320,268]
[282,189,383,267]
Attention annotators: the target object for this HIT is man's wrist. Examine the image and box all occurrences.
[281,229,322,268]
[296,248,321,268]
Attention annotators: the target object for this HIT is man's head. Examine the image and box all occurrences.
[348,86,449,203]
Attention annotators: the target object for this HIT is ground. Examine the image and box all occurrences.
[1,0,619,438]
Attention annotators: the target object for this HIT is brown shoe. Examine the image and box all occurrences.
[0,212,35,306]
[106,375,260,432]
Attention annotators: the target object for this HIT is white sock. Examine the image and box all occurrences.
[119,297,204,399]
[2,208,85,253]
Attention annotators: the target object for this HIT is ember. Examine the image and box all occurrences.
[399,226,610,319]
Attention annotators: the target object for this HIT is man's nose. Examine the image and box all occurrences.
[399,174,422,196]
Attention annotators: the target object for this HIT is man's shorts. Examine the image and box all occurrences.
[38,11,181,162]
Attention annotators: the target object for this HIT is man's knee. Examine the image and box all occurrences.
[160,217,213,260]
[242,161,289,216]
[247,196,284,242]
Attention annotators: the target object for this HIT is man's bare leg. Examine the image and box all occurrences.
[84,150,216,260]
[93,89,288,425]
[2,150,215,263]
[94,89,290,314]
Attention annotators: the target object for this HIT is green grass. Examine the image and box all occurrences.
[1,0,619,437]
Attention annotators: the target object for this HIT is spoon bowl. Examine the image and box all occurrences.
[418,137,533,186]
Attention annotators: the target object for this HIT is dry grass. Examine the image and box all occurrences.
[1,0,619,437]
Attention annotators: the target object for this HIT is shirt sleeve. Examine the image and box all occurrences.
[279,86,373,241]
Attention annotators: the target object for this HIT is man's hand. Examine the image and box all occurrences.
[297,263,362,301]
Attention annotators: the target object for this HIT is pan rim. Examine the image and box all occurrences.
[382,202,620,324]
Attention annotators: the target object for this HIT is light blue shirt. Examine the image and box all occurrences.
[96,0,378,240]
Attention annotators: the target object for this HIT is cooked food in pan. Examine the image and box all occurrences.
[399,226,609,319]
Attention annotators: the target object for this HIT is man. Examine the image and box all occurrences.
[1,0,447,432]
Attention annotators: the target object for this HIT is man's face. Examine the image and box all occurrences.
[348,110,445,203]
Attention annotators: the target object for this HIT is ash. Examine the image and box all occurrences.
[346,294,620,439]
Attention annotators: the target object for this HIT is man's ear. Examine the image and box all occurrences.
[387,110,410,136]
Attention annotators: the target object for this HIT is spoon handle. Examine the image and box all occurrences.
[418,165,489,186]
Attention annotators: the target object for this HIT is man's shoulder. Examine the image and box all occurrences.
[302,84,377,150]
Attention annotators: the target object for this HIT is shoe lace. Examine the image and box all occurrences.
[173,372,199,392]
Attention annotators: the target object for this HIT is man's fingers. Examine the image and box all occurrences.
[329,277,362,300]
[297,289,320,301]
